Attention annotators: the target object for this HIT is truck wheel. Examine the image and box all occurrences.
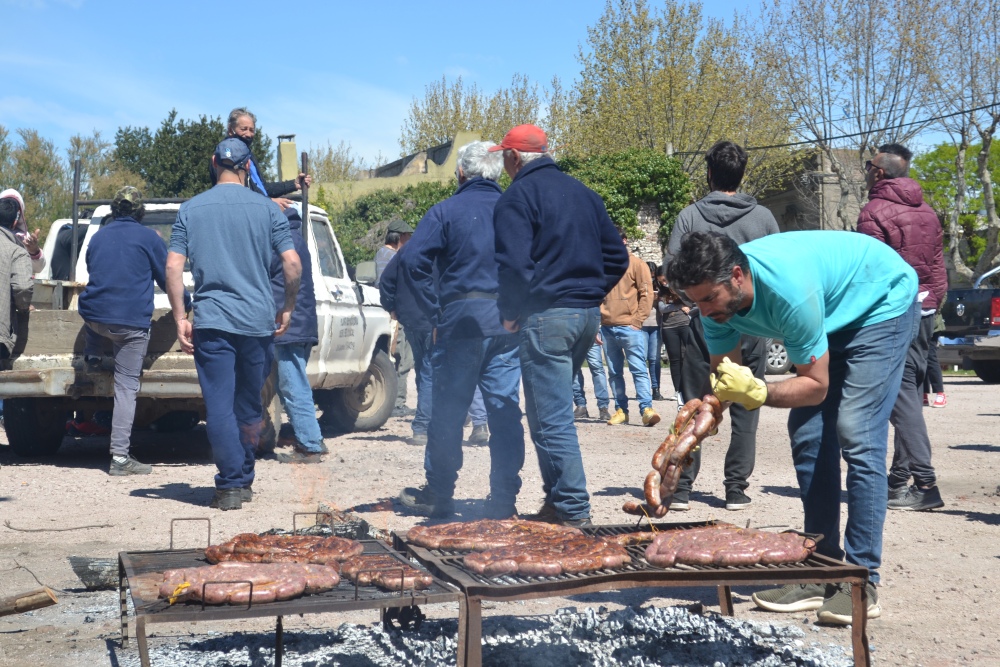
[4,398,69,457]
[259,363,282,451]
[972,360,1000,384]
[321,350,397,432]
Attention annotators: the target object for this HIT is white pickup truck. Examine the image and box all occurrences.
[0,202,397,457]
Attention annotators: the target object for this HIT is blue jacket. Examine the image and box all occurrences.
[379,245,431,333]
[270,214,318,346]
[78,217,168,329]
[403,177,508,339]
[493,156,629,322]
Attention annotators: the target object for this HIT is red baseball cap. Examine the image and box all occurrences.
[488,124,548,153]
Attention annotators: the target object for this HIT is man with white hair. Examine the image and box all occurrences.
[492,124,629,527]
[398,140,525,520]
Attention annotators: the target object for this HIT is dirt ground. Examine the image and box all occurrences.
[0,372,997,666]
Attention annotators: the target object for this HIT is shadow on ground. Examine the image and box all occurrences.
[130,482,215,507]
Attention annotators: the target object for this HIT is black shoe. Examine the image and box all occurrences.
[725,488,752,511]
[241,485,253,502]
[398,486,454,518]
[888,484,944,511]
[392,406,416,418]
[652,390,666,401]
[888,484,908,501]
[467,424,489,445]
[484,495,517,520]
[598,408,613,422]
[109,455,152,476]
[668,490,690,511]
[209,488,243,511]
[408,432,428,447]
[522,501,559,523]
[573,405,589,420]
[276,450,324,464]
[559,517,593,528]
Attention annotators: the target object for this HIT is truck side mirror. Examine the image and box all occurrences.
[355,261,377,286]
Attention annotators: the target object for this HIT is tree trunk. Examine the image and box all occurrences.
[950,137,974,282]
[974,121,1000,277]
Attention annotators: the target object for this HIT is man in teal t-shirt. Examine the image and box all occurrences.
[666,230,918,626]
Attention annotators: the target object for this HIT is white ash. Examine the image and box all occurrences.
[123,605,854,667]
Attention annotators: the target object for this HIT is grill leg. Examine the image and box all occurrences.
[275,615,284,667]
[458,597,482,667]
[136,617,150,667]
[717,585,734,616]
[119,557,129,648]
[851,582,871,667]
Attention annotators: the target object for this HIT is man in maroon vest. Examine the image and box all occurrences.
[857,143,947,512]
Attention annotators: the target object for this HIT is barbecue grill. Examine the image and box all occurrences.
[395,520,871,667]
[118,519,464,667]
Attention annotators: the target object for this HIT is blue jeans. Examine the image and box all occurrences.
[601,325,652,414]
[642,326,661,392]
[427,334,524,515]
[787,302,918,584]
[274,343,323,454]
[520,307,600,521]
[407,328,434,435]
[468,386,487,426]
[572,343,609,409]
[194,329,272,490]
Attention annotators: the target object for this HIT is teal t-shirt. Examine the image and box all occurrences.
[170,184,294,337]
[702,231,917,365]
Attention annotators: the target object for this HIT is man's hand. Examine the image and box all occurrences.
[23,228,40,256]
[275,309,292,337]
[503,319,520,333]
[595,333,603,346]
[176,319,194,354]
[295,173,312,190]
[630,324,641,331]
[711,356,767,410]
[272,197,294,210]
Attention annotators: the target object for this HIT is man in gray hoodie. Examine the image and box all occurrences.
[663,140,779,511]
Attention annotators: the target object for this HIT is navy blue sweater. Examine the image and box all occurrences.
[492,157,629,322]
[403,177,508,339]
[379,246,432,333]
[270,215,318,346]
[78,217,169,329]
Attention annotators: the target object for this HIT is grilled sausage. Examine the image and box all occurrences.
[692,410,715,438]
[672,398,703,434]
[651,434,677,472]
[644,470,662,507]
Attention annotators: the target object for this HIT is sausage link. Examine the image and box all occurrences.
[672,399,703,434]
[669,433,699,466]
[643,470,662,507]
[692,410,715,439]
[651,434,677,472]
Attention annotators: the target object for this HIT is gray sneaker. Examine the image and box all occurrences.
[752,582,834,613]
[888,485,944,511]
[573,406,589,420]
[241,485,253,502]
[409,432,428,446]
[598,407,613,422]
[816,582,880,625]
[109,455,152,476]
[276,450,323,464]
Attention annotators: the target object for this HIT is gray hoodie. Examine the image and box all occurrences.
[664,192,779,262]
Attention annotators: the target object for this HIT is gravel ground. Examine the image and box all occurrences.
[0,373,997,666]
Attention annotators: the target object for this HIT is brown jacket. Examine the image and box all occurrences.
[601,254,653,328]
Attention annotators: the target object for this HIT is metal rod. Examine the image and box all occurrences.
[300,151,310,241]
[70,159,81,282]
[77,198,190,206]
[275,615,284,667]
[169,517,212,550]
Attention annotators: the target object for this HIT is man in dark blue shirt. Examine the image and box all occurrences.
[399,141,524,520]
[492,124,629,527]
[78,186,164,475]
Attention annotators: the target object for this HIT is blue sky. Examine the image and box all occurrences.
[0,0,751,166]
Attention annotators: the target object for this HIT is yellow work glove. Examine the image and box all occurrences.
[711,356,767,410]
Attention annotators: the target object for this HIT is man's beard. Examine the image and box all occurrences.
[708,285,746,323]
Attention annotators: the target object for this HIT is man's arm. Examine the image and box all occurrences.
[275,249,302,336]
[633,259,653,329]
[166,251,192,354]
[763,352,829,407]
[493,198,535,329]
[379,252,400,315]
[402,208,445,325]
[10,248,33,311]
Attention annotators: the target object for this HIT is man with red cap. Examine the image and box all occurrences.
[491,124,629,527]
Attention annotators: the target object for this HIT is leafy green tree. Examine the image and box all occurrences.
[400,74,542,154]
[571,0,794,198]
[559,149,691,246]
[113,110,274,198]
[913,141,1000,268]
[0,127,70,234]
[317,180,457,267]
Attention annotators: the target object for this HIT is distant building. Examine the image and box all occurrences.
[759,149,867,233]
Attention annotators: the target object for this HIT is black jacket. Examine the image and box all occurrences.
[379,245,432,333]
[210,154,297,199]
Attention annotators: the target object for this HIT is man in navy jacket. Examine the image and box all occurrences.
[78,187,164,475]
[270,205,324,464]
[492,124,629,526]
[399,140,525,520]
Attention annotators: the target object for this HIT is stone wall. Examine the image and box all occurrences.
[629,203,665,265]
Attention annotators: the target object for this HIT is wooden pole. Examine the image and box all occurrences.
[300,152,310,240]
[0,587,58,617]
